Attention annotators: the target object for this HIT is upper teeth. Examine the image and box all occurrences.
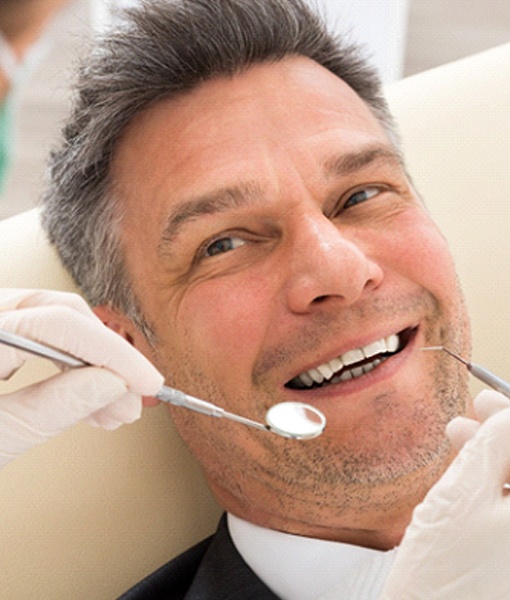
[293,334,399,388]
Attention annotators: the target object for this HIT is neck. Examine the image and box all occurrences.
[209,479,421,551]
[207,446,457,551]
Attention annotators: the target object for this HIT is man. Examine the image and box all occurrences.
[0,0,71,189]
[2,0,509,598]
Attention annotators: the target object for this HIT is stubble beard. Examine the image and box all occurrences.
[150,285,471,528]
[246,288,471,520]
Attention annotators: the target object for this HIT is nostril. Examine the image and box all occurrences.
[313,295,328,304]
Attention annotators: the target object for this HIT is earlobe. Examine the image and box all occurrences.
[93,305,135,344]
[93,304,161,408]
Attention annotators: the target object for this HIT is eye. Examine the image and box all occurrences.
[204,235,247,257]
[344,186,381,209]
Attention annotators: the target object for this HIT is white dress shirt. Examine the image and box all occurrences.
[228,513,397,600]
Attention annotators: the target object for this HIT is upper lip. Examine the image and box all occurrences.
[283,325,416,387]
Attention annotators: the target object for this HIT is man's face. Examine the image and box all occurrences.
[111,57,471,547]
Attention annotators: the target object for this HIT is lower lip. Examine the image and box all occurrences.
[285,328,419,401]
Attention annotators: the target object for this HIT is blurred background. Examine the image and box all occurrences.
[0,0,508,220]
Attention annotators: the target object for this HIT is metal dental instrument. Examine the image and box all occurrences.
[421,346,510,400]
[0,328,326,440]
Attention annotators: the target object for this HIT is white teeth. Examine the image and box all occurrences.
[292,333,402,388]
[385,334,399,352]
[300,372,314,387]
[317,363,334,379]
[329,357,343,372]
[308,368,324,384]
[351,366,364,378]
[341,348,365,365]
[362,339,387,359]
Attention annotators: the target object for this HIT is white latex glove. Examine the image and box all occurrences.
[0,289,164,467]
[379,389,510,600]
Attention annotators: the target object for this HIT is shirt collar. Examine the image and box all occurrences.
[227,513,397,600]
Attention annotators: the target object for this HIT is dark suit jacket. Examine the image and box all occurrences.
[117,514,280,599]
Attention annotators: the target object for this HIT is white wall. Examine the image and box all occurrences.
[316,0,409,82]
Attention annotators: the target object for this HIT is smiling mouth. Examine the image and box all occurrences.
[285,328,416,390]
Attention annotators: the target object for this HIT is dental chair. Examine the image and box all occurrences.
[1,42,509,599]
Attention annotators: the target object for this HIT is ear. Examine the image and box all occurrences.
[93,305,135,344]
[93,305,160,407]
[93,304,153,355]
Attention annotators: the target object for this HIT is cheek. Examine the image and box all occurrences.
[177,274,277,378]
[386,215,458,294]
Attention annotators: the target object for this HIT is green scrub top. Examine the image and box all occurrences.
[0,97,12,194]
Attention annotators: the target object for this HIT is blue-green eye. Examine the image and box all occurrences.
[205,236,246,257]
[344,187,380,209]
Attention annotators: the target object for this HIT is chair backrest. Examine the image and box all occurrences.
[386,42,510,389]
[0,211,222,597]
[0,42,509,599]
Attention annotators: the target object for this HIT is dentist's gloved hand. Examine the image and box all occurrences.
[0,289,164,467]
[379,389,510,600]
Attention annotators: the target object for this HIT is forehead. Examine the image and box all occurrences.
[112,56,389,222]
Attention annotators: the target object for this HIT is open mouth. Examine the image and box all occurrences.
[285,328,416,390]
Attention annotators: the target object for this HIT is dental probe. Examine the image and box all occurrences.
[421,346,510,400]
[0,328,326,440]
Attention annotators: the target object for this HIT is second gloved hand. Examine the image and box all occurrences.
[379,389,510,600]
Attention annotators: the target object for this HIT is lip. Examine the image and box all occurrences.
[282,325,419,399]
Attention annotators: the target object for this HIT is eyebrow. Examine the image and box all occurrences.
[159,182,263,252]
[323,144,405,179]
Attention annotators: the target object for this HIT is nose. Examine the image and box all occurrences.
[284,214,384,314]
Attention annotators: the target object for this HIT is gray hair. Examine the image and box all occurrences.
[41,0,399,339]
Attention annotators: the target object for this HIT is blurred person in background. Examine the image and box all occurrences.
[0,0,71,191]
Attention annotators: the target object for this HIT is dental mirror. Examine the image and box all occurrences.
[0,328,326,441]
[265,401,326,439]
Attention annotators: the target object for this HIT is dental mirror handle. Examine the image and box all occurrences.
[154,386,268,432]
[0,327,87,368]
